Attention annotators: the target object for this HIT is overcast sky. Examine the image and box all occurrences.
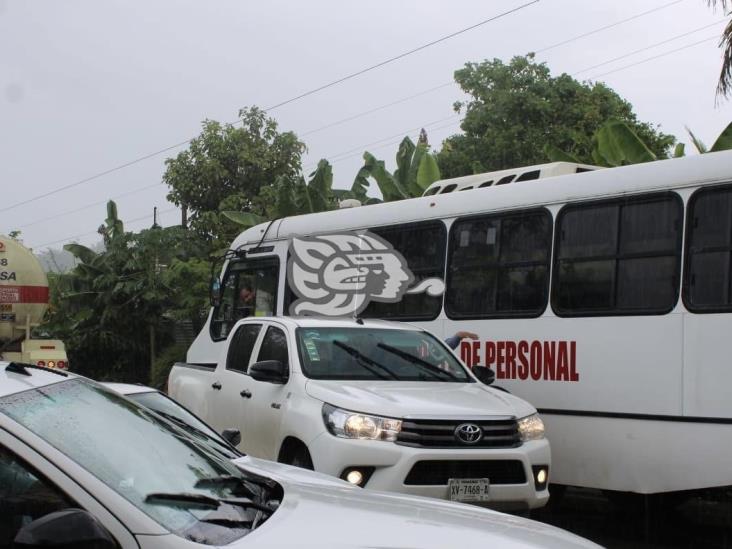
[2,0,731,251]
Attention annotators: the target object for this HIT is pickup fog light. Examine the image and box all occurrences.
[323,404,402,441]
[340,466,375,487]
[532,465,549,491]
[517,413,545,442]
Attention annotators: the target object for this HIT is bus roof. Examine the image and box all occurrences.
[231,150,732,249]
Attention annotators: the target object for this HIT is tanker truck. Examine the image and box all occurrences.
[0,235,68,369]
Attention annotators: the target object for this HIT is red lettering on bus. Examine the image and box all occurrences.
[542,341,555,381]
[460,341,472,366]
[471,341,480,369]
[496,341,505,379]
[570,341,579,381]
[485,341,496,368]
[517,341,529,380]
[530,341,542,380]
[505,341,517,379]
[556,341,569,381]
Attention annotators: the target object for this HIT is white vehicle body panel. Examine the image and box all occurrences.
[0,363,597,549]
[170,317,551,509]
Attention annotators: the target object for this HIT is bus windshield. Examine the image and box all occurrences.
[296,327,473,382]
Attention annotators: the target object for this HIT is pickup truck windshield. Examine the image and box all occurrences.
[0,379,280,545]
[296,327,473,382]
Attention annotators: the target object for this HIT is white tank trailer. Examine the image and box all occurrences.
[0,235,68,368]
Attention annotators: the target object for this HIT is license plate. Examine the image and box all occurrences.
[448,478,490,502]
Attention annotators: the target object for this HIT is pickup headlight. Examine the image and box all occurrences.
[517,413,545,442]
[322,404,402,442]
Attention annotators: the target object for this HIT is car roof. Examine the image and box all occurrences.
[0,361,78,398]
[102,382,157,396]
[241,316,424,331]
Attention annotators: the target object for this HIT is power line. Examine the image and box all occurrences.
[300,82,457,138]
[261,1,539,113]
[572,20,727,76]
[2,2,539,216]
[17,183,162,230]
[33,207,178,250]
[317,114,460,166]
[534,0,686,54]
[587,36,719,80]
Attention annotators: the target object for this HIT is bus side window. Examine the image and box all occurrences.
[553,193,682,316]
[361,221,447,320]
[684,184,732,312]
[210,257,280,341]
[446,209,551,318]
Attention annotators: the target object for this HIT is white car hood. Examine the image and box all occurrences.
[231,456,598,549]
[304,379,536,419]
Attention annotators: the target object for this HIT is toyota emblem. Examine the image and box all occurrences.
[455,423,483,444]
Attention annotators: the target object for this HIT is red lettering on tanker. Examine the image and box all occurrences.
[0,286,49,304]
[460,340,579,382]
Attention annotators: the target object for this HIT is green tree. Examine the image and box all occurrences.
[223,159,337,228]
[47,202,209,382]
[437,55,675,177]
[163,106,306,249]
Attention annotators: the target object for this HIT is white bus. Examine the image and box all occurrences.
[187,150,732,496]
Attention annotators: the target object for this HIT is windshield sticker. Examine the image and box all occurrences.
[304,339,320,361]
[287,231,445,316]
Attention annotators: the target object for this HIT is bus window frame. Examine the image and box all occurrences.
[210,255,280,342]
[551,191,684,318]
[682,182,732,314]
[359,219,448,322]
[445,207,553,320]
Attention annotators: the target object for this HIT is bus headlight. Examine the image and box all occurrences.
[517,413,545,441]
[323,404,402,441]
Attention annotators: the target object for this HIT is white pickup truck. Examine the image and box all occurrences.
[168,317,551,510]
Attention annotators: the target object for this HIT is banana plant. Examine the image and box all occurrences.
[544,120,657,167]
[351,136,441,202]
[222,159,336,229]
[686,122,732,153]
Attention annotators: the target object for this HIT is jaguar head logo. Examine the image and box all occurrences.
[287,232,415,316]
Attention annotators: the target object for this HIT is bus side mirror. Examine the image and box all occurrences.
[473,365,495,385]
[210,276,222,307]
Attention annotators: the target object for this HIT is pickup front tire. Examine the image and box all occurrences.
[278,438,314,470]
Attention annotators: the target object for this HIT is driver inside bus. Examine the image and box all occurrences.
[237,284,256,319]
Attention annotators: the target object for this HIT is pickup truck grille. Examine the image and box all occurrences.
[404,460,526,485]
[396,418,521,448]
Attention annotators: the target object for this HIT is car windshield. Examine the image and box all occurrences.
[126,391,239,459]
[0,379,280,545]
[296,327,473,382]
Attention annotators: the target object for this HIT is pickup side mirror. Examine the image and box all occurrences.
[249,360,288,384]
[473,365,495,385]
[13,509,116,549]
[221,428,241,446]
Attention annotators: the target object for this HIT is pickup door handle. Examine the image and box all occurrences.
[240,389,252,399]
[211,382,222,391]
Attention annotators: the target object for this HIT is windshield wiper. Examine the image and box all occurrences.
[376,343,458,381]
[155,412,240,458]
[145,492,219,509]
[195,475,259,500]
[146,492,274,514]
[332,340,398,380]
